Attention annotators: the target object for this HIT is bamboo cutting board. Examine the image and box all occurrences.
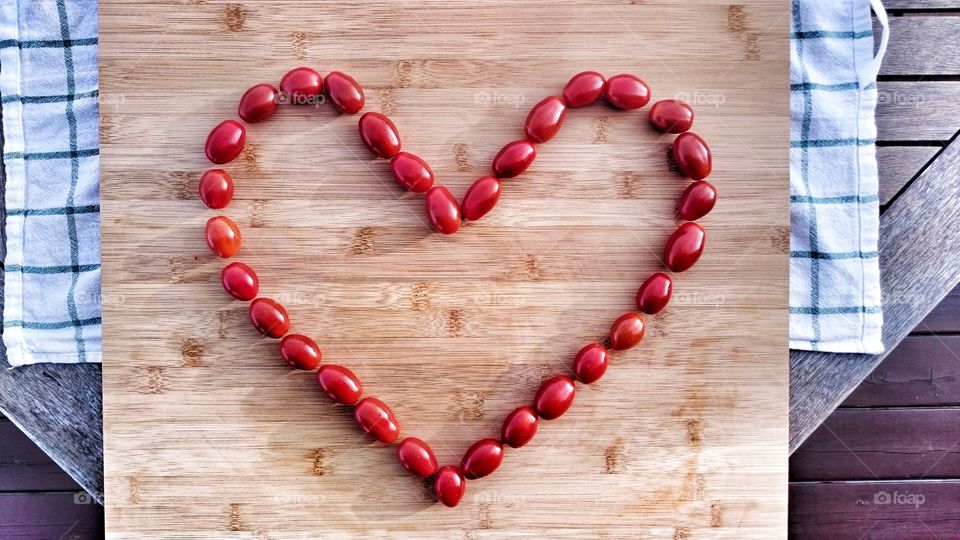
[100,0,790,537]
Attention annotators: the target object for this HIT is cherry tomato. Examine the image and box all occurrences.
[317,364,363,405]
[279,333,322,370]
[434,466,466,508]
[238,83,279,123]
[501,406,538,448]
[204,120,245,164]
[636,273,673,315]
[461,438,504,479]
[324,71,365,114]
[220,261,258,300]
[461,176,501,221]
[663,222,706,272]
[280,67,322,105]
[199,169,234,209]
[397,438,438,478]
[354,397,400,444]
[649,99,694,133]
[358,112,401,158]
[672,132,712,180]
[524,96,566,143]
[390,152,434,192]
[604,74,651,110]
[492,140,536,178]
[248,298,290,338]
[534,375,576,420]
[562,71,606,108]
[204,216,241,258]
[425,186,461,235]
[678,180,717,221]
[572,343,609,384]
[609,313,646,351]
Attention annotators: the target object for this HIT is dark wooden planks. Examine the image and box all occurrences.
[790,480,960,538]
[915,283,960,334]
[0,492,104,539]
[842,336,960,406]
[792,408,960,480]
[789,134,960,453]
[0,420,82,492]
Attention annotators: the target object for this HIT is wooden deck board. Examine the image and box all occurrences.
[790,480,960,538]
[792,408,960,481]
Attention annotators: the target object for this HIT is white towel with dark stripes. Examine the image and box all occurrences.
[1,0,101,366]
[789,0,888,353]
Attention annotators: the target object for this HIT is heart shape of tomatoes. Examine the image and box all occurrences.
[200,66,716,508]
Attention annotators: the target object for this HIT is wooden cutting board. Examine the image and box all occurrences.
[100,0,789,536]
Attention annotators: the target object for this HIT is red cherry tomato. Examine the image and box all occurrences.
[562,71,606,108]
[461,176,501,221]
[279,333,322,370]
[501,406,538,448]
[390,152,434,193]
[461,438,504,479]
[397,437,438,478]
[524,96,567,143]
[220,261,258,300]
[324,71,365,114]
[649,99,694,133]
[238,83,279,123]
[317,364,363,405]
[636,273,673,315]
[358,112,401,158]
[534,375,576,420]
[663,222,706,272]
[678,180,718,221]
[425,186,461,235]
[672,132,712,180]
[354,397,400,444]
[492,140,536,178]
[572,343,609,384]
[280,67,322,105]
[604,74,651,110]
[199,169,234,209]
[434,466,466,508]
[609,313,646,351]
[248,298,290,338]
[204,216,241,258]
[204,120,245,164]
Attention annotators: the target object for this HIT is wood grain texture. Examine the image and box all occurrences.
[0,492,104,538]
[884,0,960,9]
[789,135,960,453]
[791,408,960,480]
[914,283,960,334]
[790,480,960,538]
[842,335,960,407]
[880,17,960,76]
[99,0,789,536]
[876,82,960,142]
[877,145,941,206]
[0,420,84,492]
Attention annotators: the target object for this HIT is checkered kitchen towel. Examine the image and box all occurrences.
[789,0,889,354]
[1,0,100,366]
